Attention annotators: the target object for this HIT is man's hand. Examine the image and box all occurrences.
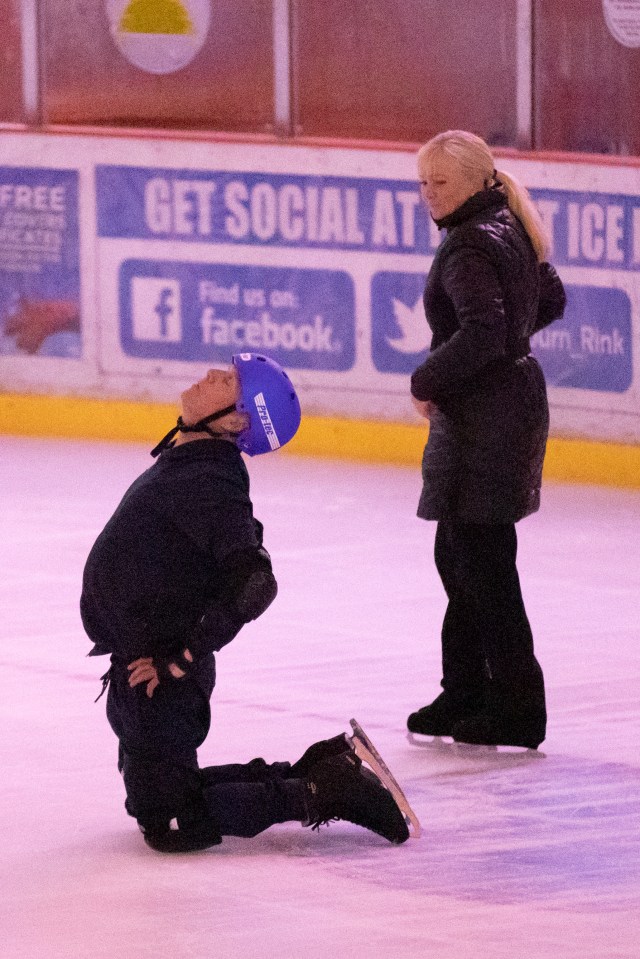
[411,395,438,420]
[128,657,160,698]
[128,649,193,698]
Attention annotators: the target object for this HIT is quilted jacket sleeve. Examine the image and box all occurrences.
[411,244,507,402]
[534,261,566,333]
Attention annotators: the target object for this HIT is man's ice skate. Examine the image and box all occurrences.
[348,719,421,839]
[304,751,410,844]
[289,733,355,778]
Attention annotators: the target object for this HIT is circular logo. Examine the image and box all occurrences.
[106,0,210,74]
[603,0,640,48]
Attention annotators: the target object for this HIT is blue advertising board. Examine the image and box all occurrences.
[97,164,639,392]
[96,164,640,267]
[532,285,632,392]
[96,165,430,252]
[0,167,80,358]
[119,260,355,370]
[371,271,429,374]
[370,273,632,393]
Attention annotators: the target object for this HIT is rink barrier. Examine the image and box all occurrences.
[1,391,640,488]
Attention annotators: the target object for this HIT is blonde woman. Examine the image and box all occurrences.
[407,131,566,750]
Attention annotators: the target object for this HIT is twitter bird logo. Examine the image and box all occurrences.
[386,297,431,354]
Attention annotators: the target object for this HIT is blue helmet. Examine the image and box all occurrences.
[232,353,302,456]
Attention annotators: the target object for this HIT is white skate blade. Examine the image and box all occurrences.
[408,732,546,763]
[453,741,546,759]
[349,719,421,839]
[407,732,455,750]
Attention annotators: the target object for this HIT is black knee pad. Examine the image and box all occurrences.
[140,817,221,853]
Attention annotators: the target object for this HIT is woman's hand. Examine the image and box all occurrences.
[411,396,437,420]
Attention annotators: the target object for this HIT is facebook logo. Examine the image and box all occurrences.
[130,277,182,342]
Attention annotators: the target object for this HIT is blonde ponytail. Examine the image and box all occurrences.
[418,131,550,263]
[495,168,549,262]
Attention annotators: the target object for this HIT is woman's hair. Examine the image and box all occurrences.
[418,130,549,261]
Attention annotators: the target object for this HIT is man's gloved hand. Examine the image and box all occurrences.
[128,648,193,698]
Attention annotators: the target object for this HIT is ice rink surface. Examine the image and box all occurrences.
[2,435,639,959]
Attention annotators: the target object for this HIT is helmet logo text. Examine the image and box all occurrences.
[253,392,280,450]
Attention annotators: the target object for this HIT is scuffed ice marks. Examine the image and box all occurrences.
[322,751,640,909]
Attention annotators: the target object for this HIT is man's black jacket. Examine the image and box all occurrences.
[81,439,275,662]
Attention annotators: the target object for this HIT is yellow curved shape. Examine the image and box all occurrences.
[119,0,194,35]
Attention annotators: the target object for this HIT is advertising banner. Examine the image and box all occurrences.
[0,166,81,359]
[1,130,640,444]
[96,162,640,406]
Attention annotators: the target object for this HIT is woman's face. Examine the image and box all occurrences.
[180,366,240,425]
[418,151,482,221]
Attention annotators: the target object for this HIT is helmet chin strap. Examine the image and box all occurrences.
[151,404,238,458]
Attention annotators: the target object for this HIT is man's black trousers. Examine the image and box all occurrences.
[105,655,306,838]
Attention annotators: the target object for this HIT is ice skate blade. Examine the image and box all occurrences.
[349,719,421,840]
[407,732,456,750]
[453,741,546,759]
[408,732,546,762]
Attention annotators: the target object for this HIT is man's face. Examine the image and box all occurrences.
[418,151,481,222]
[180,366,240,425]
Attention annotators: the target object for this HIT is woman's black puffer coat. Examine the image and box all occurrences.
[411,187,566,523]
